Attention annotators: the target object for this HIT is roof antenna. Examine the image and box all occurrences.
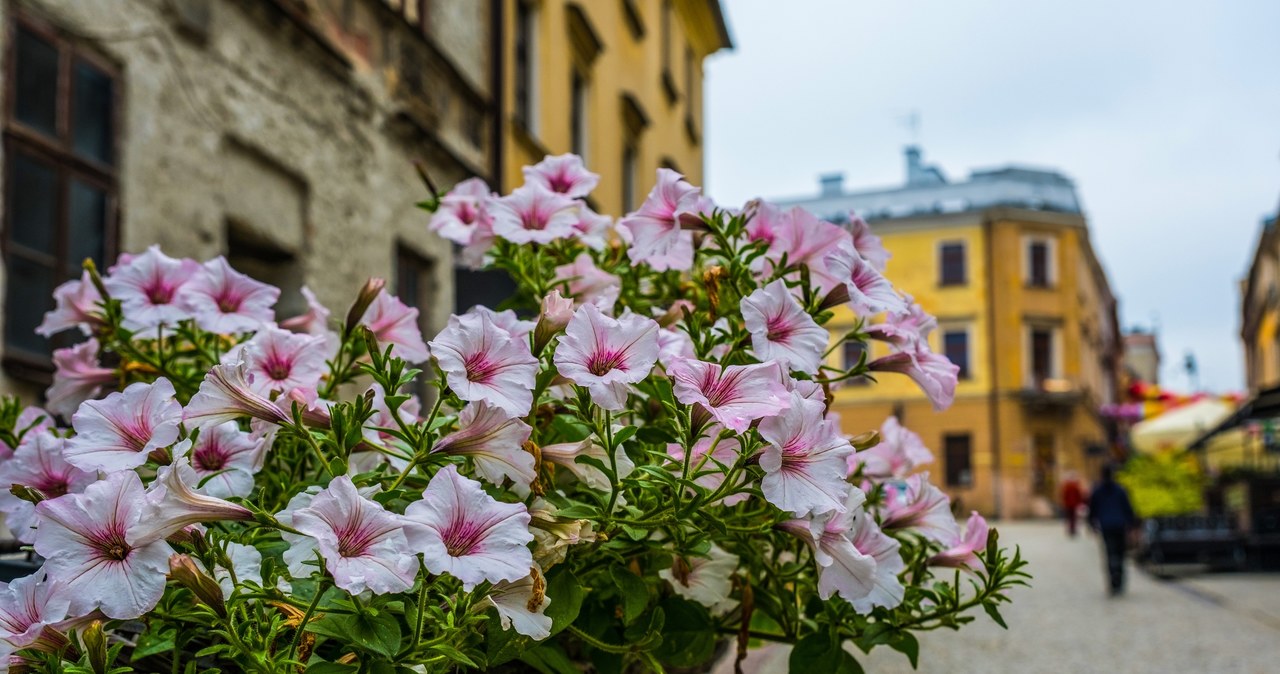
[899,109,921,144]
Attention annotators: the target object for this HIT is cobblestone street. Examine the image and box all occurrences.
[719,521,1280,673]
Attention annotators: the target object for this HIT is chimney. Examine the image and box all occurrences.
[819,172,844,197]
[904,145,923,183]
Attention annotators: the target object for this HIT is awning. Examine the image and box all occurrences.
[1188,383,1280,451]
[1130,399,1234,453]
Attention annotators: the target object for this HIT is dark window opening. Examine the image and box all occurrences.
[4,20,119,376]
[622,144,637,213]
[514,1,535,128]
[570,69,587,157]
[660,0,676,103]
[396,245,436,400]
[1028,240,1050,288]
[943,329,969,380]
[939,243,965,286]
[944,433,973,487]
[226,222,303,318]
[1031,327,1054,385]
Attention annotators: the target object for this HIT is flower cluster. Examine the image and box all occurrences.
[0,154,1024,672]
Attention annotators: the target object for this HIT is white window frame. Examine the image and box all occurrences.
[1022,234,1058,288]
[1022,322,1063,387]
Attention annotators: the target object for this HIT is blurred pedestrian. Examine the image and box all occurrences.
[1088,463,1138,596]
[1060,471,1085,537]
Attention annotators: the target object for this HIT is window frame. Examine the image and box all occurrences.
[1023,234,1057,289]
[943,433,973,488]
[938,240,966,287]
[1025,323,1061,387]
[395,243,436,400]
[941,325,971,380]
[842,339,869,386]
[513,0,539,135]
[2,15,121,377]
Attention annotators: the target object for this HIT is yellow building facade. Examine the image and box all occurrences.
[1241,210,1280,392]
[495,0,731,208]
[784,153,1122,518]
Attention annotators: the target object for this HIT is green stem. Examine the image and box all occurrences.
[289,579,327,662]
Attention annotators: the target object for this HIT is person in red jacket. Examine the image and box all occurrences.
[1060,472,1085,537]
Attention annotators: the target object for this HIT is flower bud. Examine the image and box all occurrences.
[819,283,851,311]
[83,621,108,674]
[169,554,227,618]
[533,289,574,355]
[9,484,47,505]
[656,300,694,328]
[344,277,386,336]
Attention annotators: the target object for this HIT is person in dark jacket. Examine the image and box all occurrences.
[1088,463,1138,595]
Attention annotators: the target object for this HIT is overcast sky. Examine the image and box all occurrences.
[703,0,1280,392]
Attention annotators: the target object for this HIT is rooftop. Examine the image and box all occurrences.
[777,146,1083,223]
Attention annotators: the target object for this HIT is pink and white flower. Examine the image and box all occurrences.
[740,280,829,375]
[868,344,960,411]
[847,510,906,612]
[865,295,936,352]
[102,245,200,331]
[667,359,790,433]
[929,511,989,573]
[432,402,534,497]
[287,476,418,595]
[523,154,600,198]
[280,286,334,336]
[46,339,116,420]
[458,305,535,341]
[572,207,613,250]
[429,312,538,417]
[533,289,575,352]
[33,472,176,619]
[429,178,494,246]
[0,433,95,543]
[656,328,696,370]
[849,214,890,272]
[778,493,877,606]
[758,393,854,516]
[182,422,265,498]
[36,271,102,336]
[360,291,431,364]
[184,362,293,428]
[552,253,621,311]
[848,416,934,480]
[0,571,70,655]
[758,204,855,293]
[228,327,329,403]
[183,256,279,334]
[402,465,533,590]
[146,452,254,534]
[659,544,739,610]
[490,186,580,245]
[618,169,703,269]
[827,249,904,317]
[554,304,660,410]
[879,473,961,544]
[540,438,634,491]
[484,567,552,640]
[64,378,182,472]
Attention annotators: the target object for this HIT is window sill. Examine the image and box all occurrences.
[938,281,968,288]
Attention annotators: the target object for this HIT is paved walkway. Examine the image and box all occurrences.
[717,521,1280,673]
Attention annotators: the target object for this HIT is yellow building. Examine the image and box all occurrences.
[496,0,731,207]
[781,148,1122,518]
[1241,211,1280,392]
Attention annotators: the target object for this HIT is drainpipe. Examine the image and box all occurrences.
[984,216,1003,519]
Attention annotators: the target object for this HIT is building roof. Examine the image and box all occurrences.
[776,146,1083,224]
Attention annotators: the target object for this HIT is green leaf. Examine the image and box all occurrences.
[131,626,176,661]
[544,568,586,637]
[484,611,528,667]
[612,425,639,447]
[309,610,402,660]
[653,598,716,668]
[635,426,676,444]
[889,632,920,669]
[608,565,649,624]
[519,643,580,674]
[789,633,863,673]
[983,602,1008,629]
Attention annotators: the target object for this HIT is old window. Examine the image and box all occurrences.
[621,144,638,213]
[621,0,645,39]
[570,69,588,157]
[939,242,965,286]
[1030,326,1055,385]
[942,328,970,380]
[660,0,677,103]
[396,245,435,398]
[4,19,118,373]
[1026,236,1056,288]
[514,1,538,133]
[944,433,973,487]
[684,45,699,143]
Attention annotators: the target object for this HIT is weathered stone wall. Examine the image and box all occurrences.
[0,0,492,402]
